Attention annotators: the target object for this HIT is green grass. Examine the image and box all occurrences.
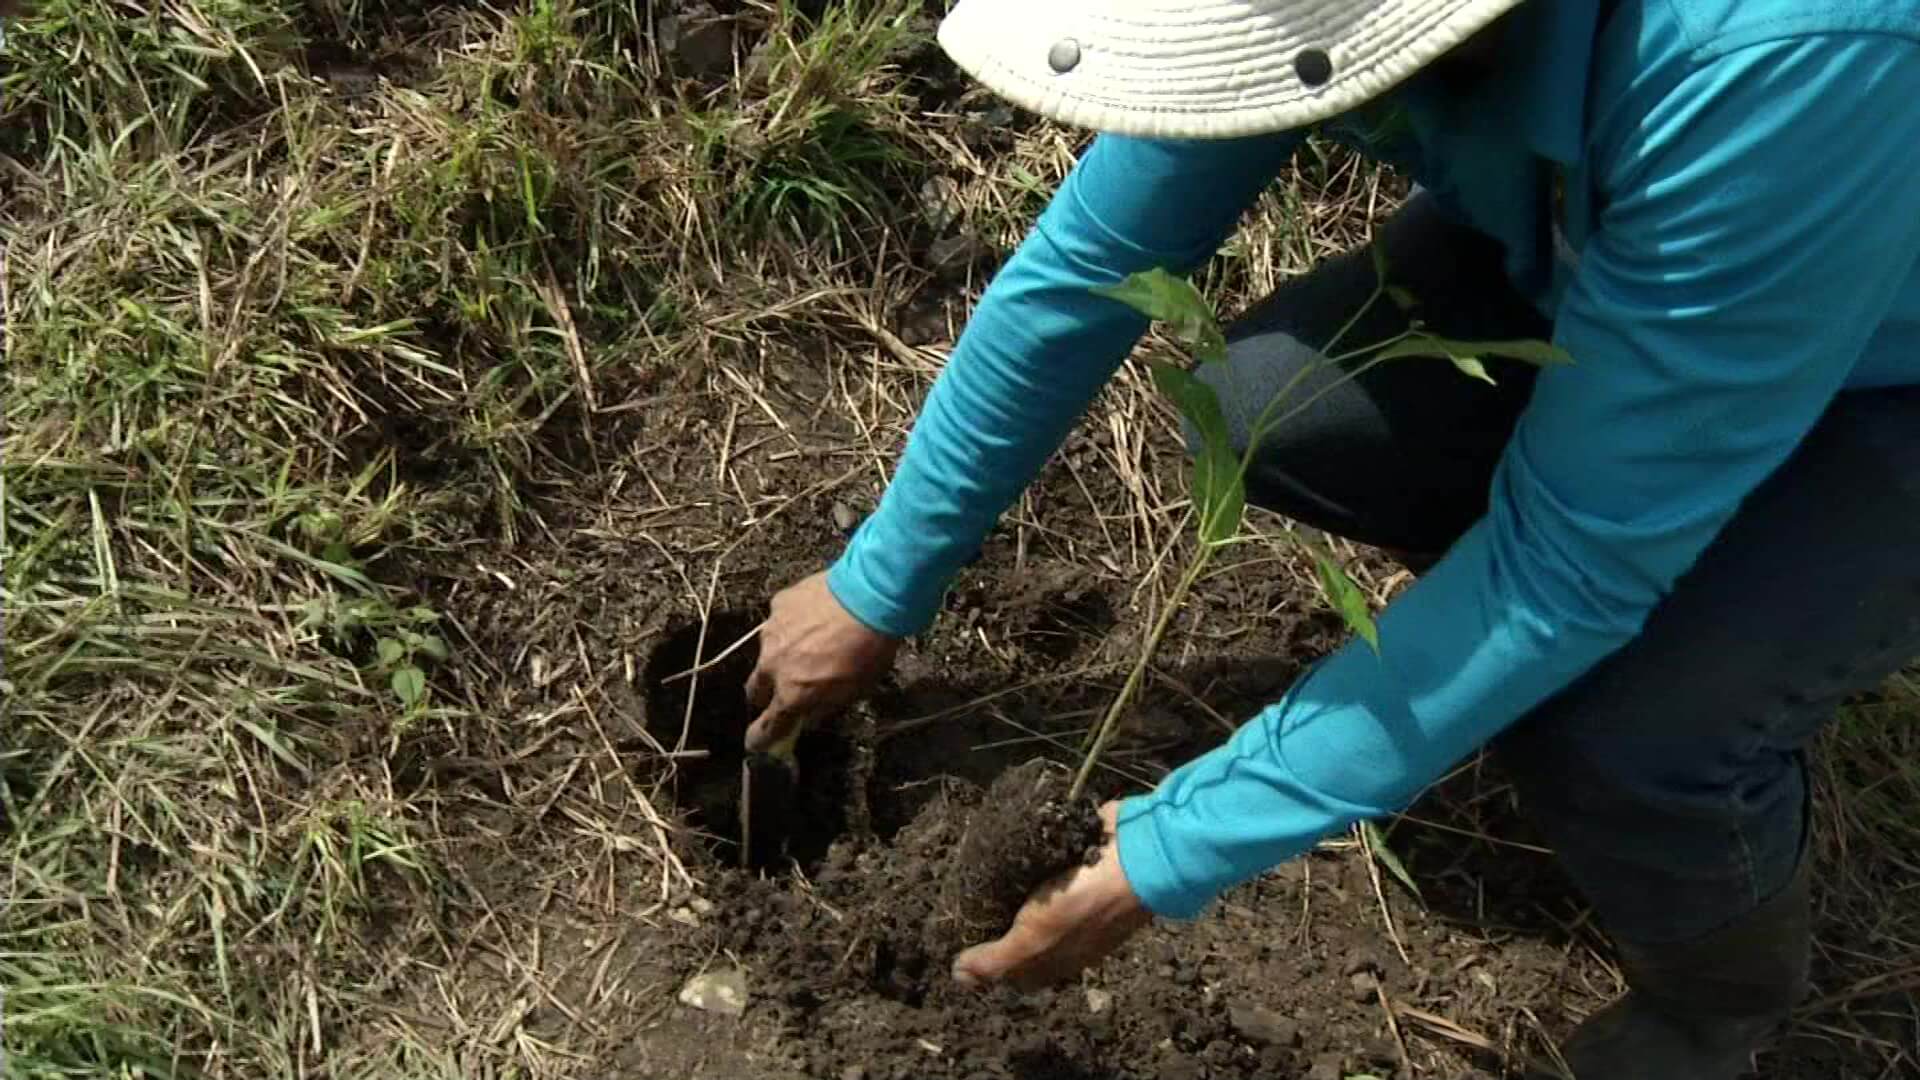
[3,2,1915,1077]
[1,1,951,1074]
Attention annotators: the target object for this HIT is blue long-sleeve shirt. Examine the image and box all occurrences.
[830,0,1920,918]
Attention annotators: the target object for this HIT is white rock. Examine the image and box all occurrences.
[1085,988,1113,1014]
[678,968,748,1016]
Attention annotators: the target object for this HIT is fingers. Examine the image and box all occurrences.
[953,915,1098,992]
[742,661,780,751]
[744,661,773,711]
[744,697,802,753]
[951,801,1143,992]
[951,924,1046,990]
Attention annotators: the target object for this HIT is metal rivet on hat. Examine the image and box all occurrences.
[1294,48,1334,88]
[1048,38,1082,74]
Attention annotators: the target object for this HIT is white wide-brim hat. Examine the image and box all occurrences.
[938,0,1522,140]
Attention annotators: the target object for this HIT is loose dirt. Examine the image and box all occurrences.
[611,555,1605,1079]
[413,357,1881,1078]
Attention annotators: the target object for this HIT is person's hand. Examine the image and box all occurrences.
[951,802,1152,990]
[744,571,900,752]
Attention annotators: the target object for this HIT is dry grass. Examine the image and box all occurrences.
[2,2,1914,1078]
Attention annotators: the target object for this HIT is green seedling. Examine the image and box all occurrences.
[297,596,450,712]
[1069,249,1569,801]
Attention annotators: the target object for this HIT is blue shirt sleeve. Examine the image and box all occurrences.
[1118,34,1920,918]
[827,132,1302,637]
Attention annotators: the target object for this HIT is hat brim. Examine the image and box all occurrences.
[938,0,1522,140]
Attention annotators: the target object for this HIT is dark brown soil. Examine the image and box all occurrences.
[698,784,1579,1080]
[939,760,1104,953]
[637,627,1583,1079]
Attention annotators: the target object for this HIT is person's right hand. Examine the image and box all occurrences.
[744,572,900,752]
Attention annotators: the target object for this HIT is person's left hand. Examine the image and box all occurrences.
[951,802,1153,991]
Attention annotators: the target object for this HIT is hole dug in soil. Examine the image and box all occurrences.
[642,610,857,871]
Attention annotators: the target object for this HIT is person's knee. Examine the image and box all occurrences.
[1183,336,1330,463]
[1494,691,1808,851]
[1495,714,1703,825]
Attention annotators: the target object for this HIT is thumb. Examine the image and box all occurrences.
[744,661,773,710]
[744,697,799,754]
[951,931,1027,988]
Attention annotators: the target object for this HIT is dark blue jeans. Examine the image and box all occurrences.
[1201,193,1920,945]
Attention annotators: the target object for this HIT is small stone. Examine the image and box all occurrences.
[840,1067,866,1080]
[894,299,947,347]
[1360,1034,1399,1064]
[918,176,966,233]
[741,38,774,86]
[1350,970,1380,1002]
[679,29,734,76]
[677,967,748,1016]
[1227,1003,1297,1047]
[830,501,860,534]
[926,231,995,276]
[667,905,700,928]
[1160,1060,1203,1080]
[1085,987,1113,1014]
[688,896,716,915]
[1305,1057,1343,1080]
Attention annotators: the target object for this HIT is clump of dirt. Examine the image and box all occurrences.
[707,759,1099,1012]
[935,759,1104,956]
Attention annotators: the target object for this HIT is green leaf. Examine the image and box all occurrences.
[1093,269,1228,364]
[390,666,426,707]
[1449,354,1497,385]
[1193,441,1246,545]
[416,634,450,662]
[1313,551,1379,652]
[1374,333,1573,367]
[299,509,343,540]
[375,637,405,666]
[1151,362,1246,544]
[1361,820,1423,902]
